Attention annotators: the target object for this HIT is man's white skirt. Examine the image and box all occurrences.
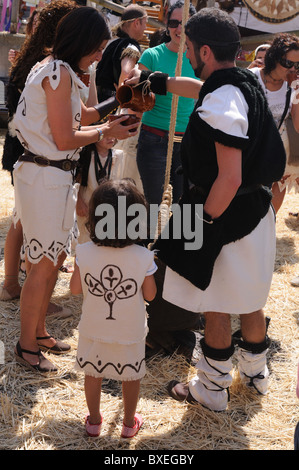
[162,208,276,314]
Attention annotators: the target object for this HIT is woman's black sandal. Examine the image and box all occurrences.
[36,335,71,355]
[15,341,57,373]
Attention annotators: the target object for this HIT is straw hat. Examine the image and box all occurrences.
[243,0,298,23]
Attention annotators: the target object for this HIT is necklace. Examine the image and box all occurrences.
[268,72,283,83]
[262,71,283,95]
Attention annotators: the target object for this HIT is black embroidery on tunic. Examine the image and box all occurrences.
[76,355,145,376]
[18,97,26,116]
[84,265,137,320]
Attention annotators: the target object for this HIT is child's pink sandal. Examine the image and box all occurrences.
[121,413,143,438]
[85,413,103,437]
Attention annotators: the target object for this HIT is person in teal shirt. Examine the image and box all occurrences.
[136,0,198,207]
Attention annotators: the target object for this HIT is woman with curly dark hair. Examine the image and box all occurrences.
[0,0,79,306]
[250,33,299,213]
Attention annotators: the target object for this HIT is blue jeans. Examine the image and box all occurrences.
[137,127,184,206]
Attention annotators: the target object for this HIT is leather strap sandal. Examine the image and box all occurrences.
[36,335,71,355]
[15,341,57,373]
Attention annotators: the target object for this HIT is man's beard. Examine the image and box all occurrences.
[193,53,205,78]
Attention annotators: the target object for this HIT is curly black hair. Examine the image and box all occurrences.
[10,0,78,92]
[264,33,299,75]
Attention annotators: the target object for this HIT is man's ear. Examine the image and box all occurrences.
[200,45,211,60]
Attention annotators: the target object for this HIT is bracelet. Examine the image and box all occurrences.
[96,127,104,142]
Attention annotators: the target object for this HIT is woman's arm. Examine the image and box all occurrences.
[203,142,242,219]
[43,65,138,150]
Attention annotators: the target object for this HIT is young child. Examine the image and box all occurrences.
[76,136,125,244]
[70,179,157,438]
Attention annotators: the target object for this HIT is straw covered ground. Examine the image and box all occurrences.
[0,128,298,451]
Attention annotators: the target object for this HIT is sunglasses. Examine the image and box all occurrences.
[168,19,182,28]
[279,57,299,70]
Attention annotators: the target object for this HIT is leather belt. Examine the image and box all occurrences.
[141,123,184,138]
[19,150,78,172]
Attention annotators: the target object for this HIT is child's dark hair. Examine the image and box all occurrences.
[87,179,148,248]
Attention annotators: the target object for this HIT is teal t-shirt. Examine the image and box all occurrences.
[138,43,199,133]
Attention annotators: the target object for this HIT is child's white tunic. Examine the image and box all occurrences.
[75,242,157,381]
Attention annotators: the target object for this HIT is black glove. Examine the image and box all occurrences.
[139,70,169,95]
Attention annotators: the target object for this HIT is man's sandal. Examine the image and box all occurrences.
[121,413,143,439]
[36,335,71,355]
[14,341,57,373]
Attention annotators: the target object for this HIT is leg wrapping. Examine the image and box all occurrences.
[235,336,271,395]
[189,339,235,412]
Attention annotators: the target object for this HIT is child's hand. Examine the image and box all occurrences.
[8,49,19,64]
[76,190,88,217]
[70,263,83,295]
[247,59,264,69]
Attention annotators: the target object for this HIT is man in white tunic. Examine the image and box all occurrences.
[128,8,286,411]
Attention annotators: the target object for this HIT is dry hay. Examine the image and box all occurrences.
[0,128,298,451]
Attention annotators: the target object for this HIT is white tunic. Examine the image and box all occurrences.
[11,59,87,265]
[75,242,157,380]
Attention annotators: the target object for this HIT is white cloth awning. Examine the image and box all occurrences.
[229,6,299,33]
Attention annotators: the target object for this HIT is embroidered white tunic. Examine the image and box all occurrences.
[11,59,87,265]
[75,242,157,380]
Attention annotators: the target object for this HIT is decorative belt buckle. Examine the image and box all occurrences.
[61,159,73,171]
[33,155,50,166]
